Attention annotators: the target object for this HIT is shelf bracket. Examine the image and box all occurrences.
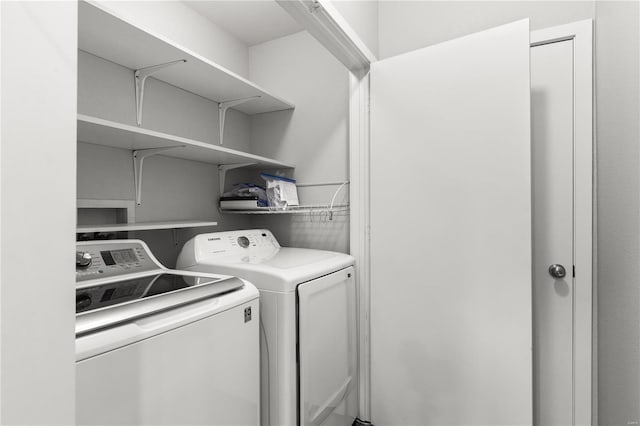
[219,163,256,194]
[218,96,261,145]
[308,0,323,14]
[135,60,187,126]
[133,146,185,206]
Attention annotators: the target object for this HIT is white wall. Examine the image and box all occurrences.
[81,2,353,257]
[78,52,251,149]
[78,3,352,261]
[77,2,299,267]
[0,2,77,424]
[378,1,595,59]
[77,52,252,267]
[98,0,250,78]
[594,2,640,424]
[248,31,350,252]
[330,0,379,58]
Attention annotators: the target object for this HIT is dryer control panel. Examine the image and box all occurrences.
[76,240,160,282]
[193,229,280,262]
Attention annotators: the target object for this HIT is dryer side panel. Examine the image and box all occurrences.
[297,266,357,426]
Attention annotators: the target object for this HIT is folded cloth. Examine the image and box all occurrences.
[222,183,268,206]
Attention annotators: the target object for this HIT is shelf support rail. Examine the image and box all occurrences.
[133,146,185,206]
[219,163,256,194]
[218,96,261,145]
[135,60,187,126]
[328,181,349,220]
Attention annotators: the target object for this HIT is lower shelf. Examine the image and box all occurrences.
[219,204,349,215]
[77,220,218,233]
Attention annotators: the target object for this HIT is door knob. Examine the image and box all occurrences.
[548,264,566,279]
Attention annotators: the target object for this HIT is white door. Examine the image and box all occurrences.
[531,20,594,425]
[531,39,574,426]
[370,20,532,426]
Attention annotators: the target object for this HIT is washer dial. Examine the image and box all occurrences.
[237,236,250,248]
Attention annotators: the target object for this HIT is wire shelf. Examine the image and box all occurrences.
[219,203,349,215]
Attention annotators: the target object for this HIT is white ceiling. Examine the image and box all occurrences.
[183,1,304,46]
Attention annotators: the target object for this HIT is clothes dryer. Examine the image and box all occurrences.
[177,230,357,426]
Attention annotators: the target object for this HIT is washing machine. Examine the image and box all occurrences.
[75,239,260,426]
[177,229,358,426]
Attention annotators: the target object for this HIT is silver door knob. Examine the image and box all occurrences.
[548,264,566,279]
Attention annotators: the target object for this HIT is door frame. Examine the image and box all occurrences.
[349,67,372,421]
[530,20,595,426]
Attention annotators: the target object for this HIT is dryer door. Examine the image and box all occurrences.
[297,266,357,426]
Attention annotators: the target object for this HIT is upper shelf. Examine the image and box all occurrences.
[78,114,295,169]
[78,1,295,115]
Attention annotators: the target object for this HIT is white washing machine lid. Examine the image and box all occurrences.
[75,239,258,336]
[196,248,354,292]
[177,230,354,292]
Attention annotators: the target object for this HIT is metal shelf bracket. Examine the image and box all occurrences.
[218,96,261,145]
[308,0,322,14]
[219,163,256,194]
[135,60,187,126]
[133,146,185,205]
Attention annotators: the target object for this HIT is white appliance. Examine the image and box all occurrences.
[75,239,260,426]
[177,230,358,426]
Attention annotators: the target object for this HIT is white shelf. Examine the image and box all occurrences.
[79,1,294,115]
[220,204,350,215]
[77,114,294,169]
[77,220,218,233]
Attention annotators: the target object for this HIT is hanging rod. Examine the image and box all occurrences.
[296,181,350,187]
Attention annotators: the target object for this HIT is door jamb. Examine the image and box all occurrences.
[530,19,595,426]
[349,68,371,420]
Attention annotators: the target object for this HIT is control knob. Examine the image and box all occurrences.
[237,236,250,248]
[76,294,92,312]
[76,251,92,269]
